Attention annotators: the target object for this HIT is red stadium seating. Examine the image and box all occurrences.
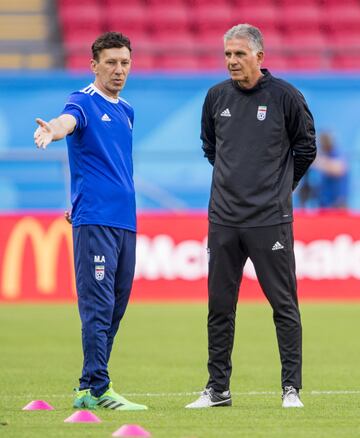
[331,33,360,53]
[63,29,102,54]
[59,4,103,33]
[234,6,280,33]
[150,32,195,50]
[277,0,321,4]
[290,54,328,70]
[263,31,284,53]
[67,54,92,70]
[131,54,156,71]
[147,0,189,4]
[280,5,322,34]
[324,5,360,35]
[262,54,289,71]
[147,5,190,35]
[105,5,147,34]
[198,54,224,70]
[158,54,200,70]
[331,55,360,70]
[286,33,328,52]
[59,0,360,71]
[59,0,99,7]
[233,0,277,6]
[322,0,360,5]
[190,0,232,5]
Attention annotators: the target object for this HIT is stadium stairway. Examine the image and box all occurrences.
[0,0,63,69]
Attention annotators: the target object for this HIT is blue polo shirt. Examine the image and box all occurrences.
[61,83,136,231]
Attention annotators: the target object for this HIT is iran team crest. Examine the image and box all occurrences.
[257,105,267,121]
[95,265,105,281]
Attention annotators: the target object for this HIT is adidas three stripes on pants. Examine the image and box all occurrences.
[206,222,302,392]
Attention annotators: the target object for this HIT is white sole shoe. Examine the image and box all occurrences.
[185,388,232,409]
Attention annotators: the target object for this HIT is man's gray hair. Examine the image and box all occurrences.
[224,24,264,54]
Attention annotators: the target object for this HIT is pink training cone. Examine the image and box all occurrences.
[22,400,54,411]
[64,410,101,423]
[112,424,151,437]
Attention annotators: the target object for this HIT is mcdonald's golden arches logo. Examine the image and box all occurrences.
[1,216,75,299]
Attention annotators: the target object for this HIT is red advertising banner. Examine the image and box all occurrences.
[0,212,359,302]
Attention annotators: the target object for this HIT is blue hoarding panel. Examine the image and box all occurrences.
[0,72,359,210]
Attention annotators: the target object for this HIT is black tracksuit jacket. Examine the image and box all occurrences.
[201,69,316,228]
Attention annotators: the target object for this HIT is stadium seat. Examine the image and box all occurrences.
[195,32,224,57]
[128,32,153,52]
[290,54,328,70]
[147,0,187,4]
[263,31,284,53]
[331,33,360,53]
[324,5,360,35]
[278,0,321,4]
[59,0,99,6]
[131,53,156,71]
[149,32,196,54]
[286,33,328,53]
[0,53,22,68]
[322,0,360,5]
[147,5,190,35]
[103,0,144,6]
[331,55,360,70]
[191,4,233,35]
[59,5,103,33]
[0,0,46,12]
[234,6,280,33]
[190,0,232,5]
[262,54,289,71]
[280,5,322,34]
[66,53,92,70]
[0,14,47,40]
[232,0,277,6]
[198,54,224,70]
[105,5,147,34]
[158,54,200,70]
[63,29,102,54]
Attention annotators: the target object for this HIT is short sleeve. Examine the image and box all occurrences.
[61,93,87,132]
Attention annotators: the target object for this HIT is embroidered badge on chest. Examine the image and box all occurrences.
[257,105,267,121]
[95,265,105,281]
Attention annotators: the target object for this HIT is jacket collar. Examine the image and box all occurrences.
[232,68,271,93]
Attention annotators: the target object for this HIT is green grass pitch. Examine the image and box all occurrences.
[0,302,360,437]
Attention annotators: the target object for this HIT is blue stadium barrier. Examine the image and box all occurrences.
[0,72,360,210]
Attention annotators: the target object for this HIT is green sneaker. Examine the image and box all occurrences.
[85,382,148,411]
[73,388,92,409]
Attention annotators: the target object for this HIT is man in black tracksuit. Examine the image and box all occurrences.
[186,24,316,409]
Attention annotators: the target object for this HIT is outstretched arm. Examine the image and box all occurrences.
[34,114,76,149]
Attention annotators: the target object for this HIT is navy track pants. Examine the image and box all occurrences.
[73,225,136,397]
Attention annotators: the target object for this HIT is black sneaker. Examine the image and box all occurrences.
[185,387,232,409]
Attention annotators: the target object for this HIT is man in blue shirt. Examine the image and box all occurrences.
[34,32,147,411]
[314,132,348,208]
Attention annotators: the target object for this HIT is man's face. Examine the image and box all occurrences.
[224,37,263,86]
[91,47,131,98]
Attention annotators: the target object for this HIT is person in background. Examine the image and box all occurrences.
[313,132,348,208]
[34,32,147,412]
[185,23,316,410]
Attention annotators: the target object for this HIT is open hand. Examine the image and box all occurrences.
[34,118,54,149]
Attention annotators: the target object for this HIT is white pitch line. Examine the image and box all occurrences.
[5,390,360,399]
[310,390,360,395]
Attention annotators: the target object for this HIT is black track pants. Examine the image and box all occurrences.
[206,222,302,392]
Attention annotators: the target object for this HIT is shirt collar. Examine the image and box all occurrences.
[91,83,119,104]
